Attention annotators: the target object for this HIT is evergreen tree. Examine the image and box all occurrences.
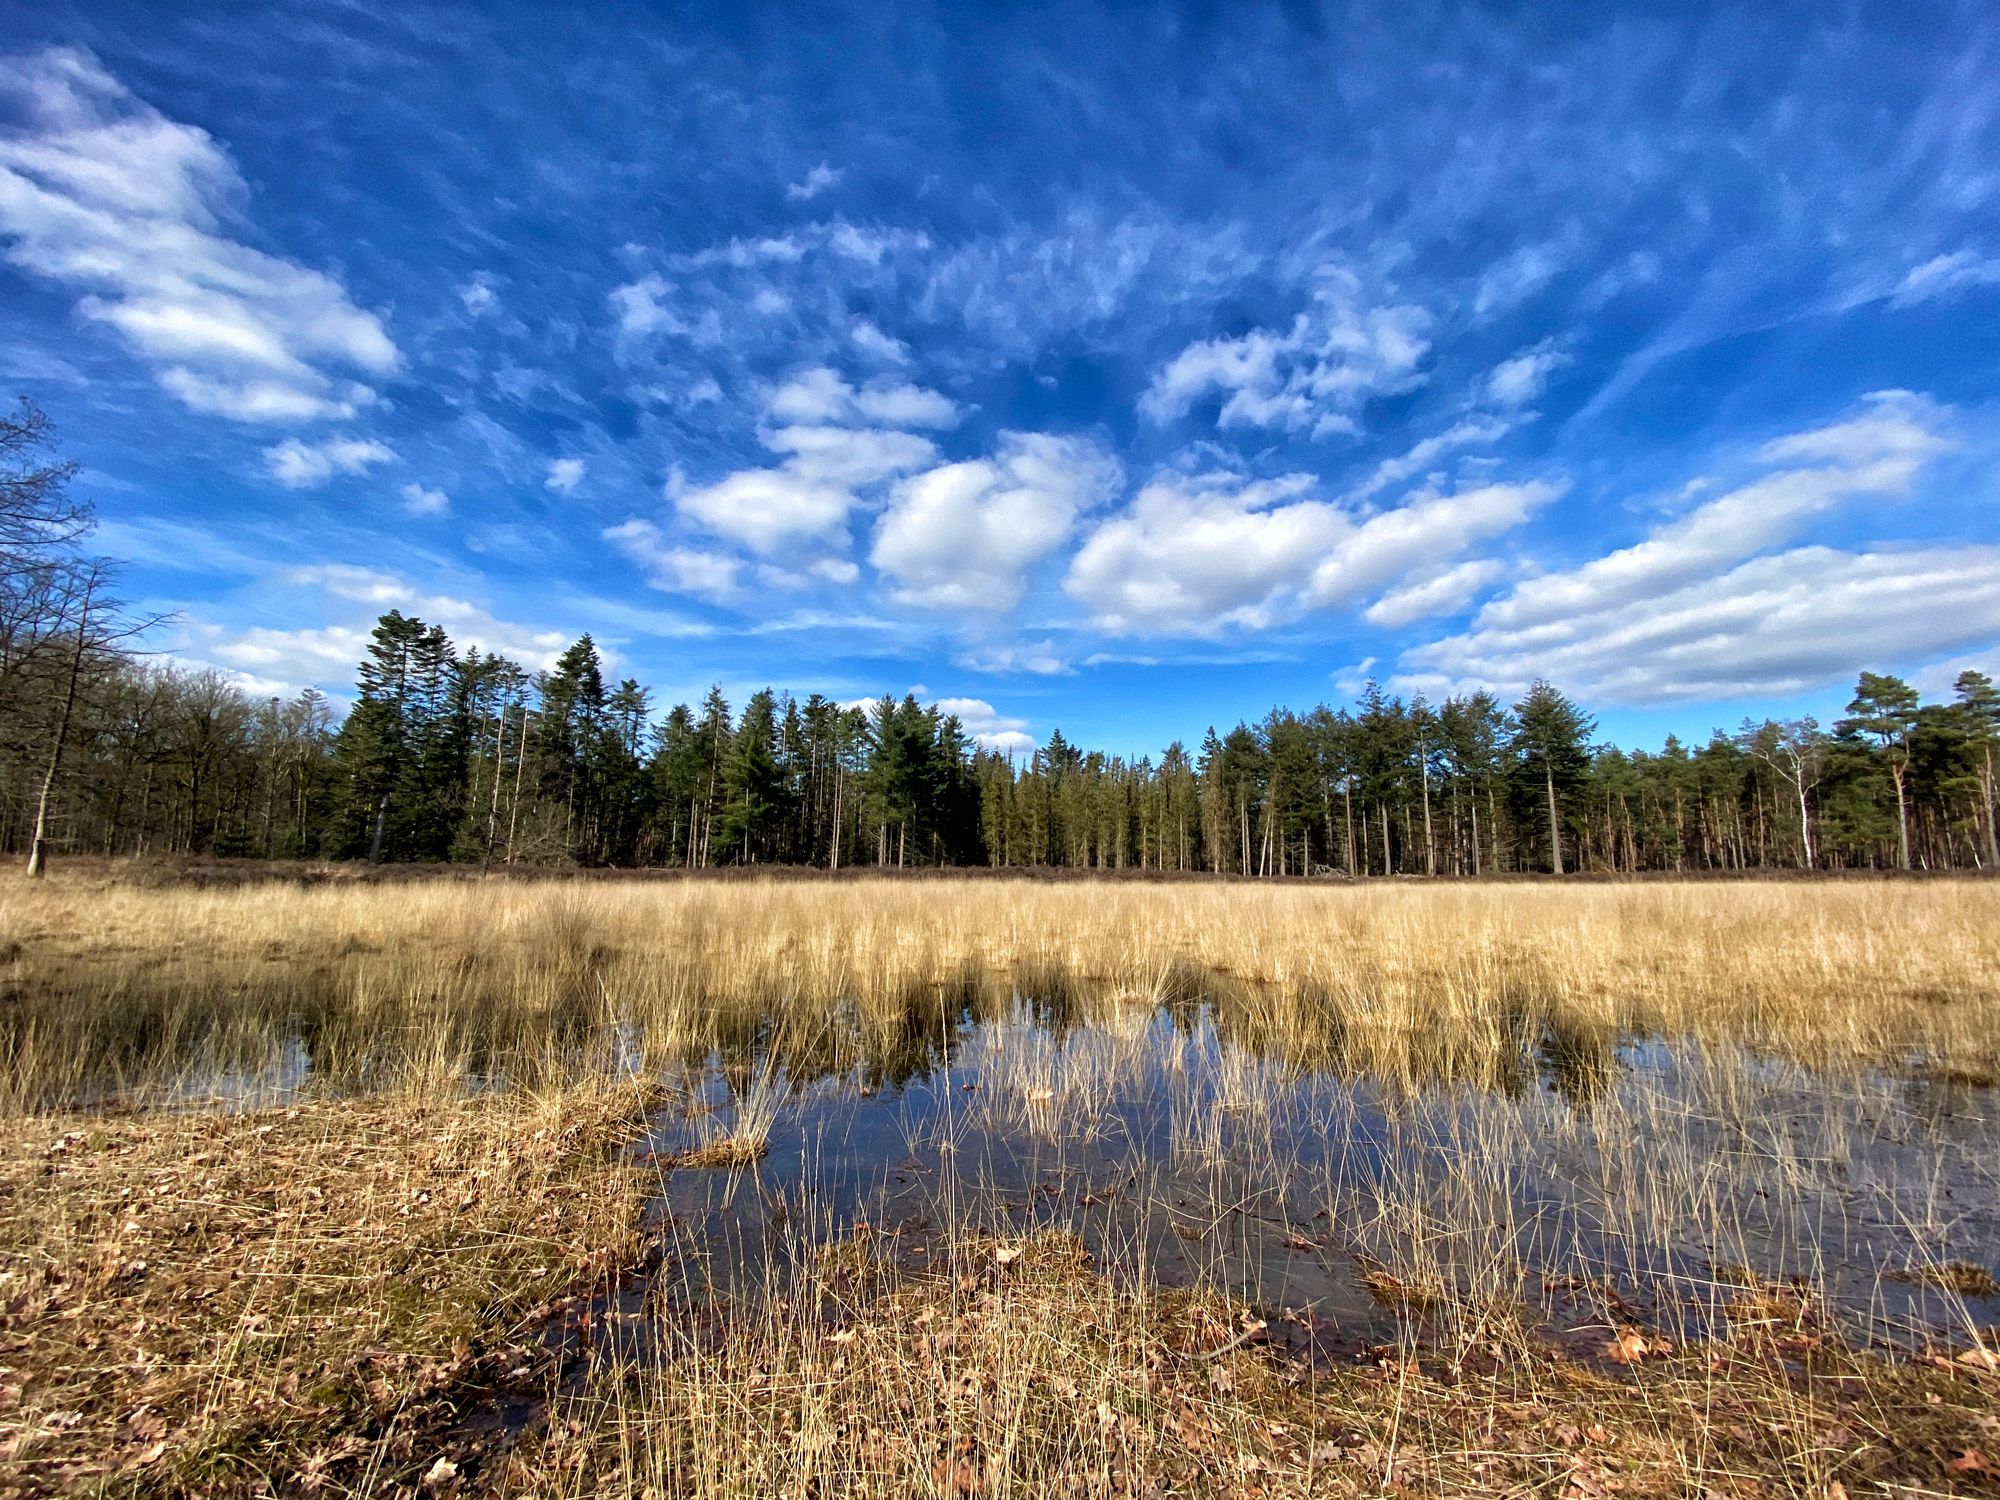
[1508,681,1593,874]
[329,611,462,863]
[1954,670,1999,866]
[719,689,784,863]
[1835,672,1921,870]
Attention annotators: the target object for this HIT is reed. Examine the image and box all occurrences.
[1,868,1995,1497]
[3,873,1995,1109]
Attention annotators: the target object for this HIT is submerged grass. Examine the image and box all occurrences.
[0,870,1996,1497]
[2,874,1997,1108]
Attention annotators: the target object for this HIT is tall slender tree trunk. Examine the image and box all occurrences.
[1420,760,1435,877]
[1469,786,1481,878]
[483,705,510,868]
[830,762,843,869]
[1983,743,1998,866]
[1343,783,1355,875]
[1544,763,1563,875]
[1380,800,1392,876]
[1891,763,1910,871]
[506,709,530,864]
[26,579,95,878]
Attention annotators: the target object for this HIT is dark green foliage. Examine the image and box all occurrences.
[327,612,469,863]
[12,590,2000,873]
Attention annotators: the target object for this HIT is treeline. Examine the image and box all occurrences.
[2,402,1997,876]
[8,603,1994,876]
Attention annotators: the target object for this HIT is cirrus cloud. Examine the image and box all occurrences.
[0,48,398,424]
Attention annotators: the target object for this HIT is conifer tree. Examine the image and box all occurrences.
[1836,673,1920,870]
[1509,681,1594,874]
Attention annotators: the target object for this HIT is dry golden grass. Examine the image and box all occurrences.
[3,873,1997,1106]
[0,1083,657,1497]
[1,870,1996,1498]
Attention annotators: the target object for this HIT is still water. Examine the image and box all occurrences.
[632,1000,2000,1356]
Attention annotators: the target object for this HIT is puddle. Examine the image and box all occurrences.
[628,1000,2000,1356]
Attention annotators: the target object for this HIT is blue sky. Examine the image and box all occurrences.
[2,2,1998,758]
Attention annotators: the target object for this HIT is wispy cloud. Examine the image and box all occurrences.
[545,457,586,495]
[1404,393,1961,700]
[401,482,449,516]
[1140,269,1430,440]
[785,162,844,202]
[264,435,395,488]
[0,48,397,423]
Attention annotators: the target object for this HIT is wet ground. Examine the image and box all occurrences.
[630,1003,2000,1357]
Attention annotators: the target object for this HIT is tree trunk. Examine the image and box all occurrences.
[483,705,509,869]
[1420,761,1435,877]
[1892,763,1910,871]
[1544,762,1563,875]
[366,791,390,865]
[1343,783,1355,875]
[26,580,95,878]
[1983,743,1998,867]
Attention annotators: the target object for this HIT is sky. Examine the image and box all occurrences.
[2,1,1998,760]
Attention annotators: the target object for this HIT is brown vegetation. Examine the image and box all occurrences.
[1,871,1996,1497]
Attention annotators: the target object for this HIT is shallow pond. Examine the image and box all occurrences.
[632,1000,2000,1357]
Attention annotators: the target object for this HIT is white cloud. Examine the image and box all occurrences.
[766,367,958,428]
[0,48,397,423]
[609,273,689,340]
[1475,391,1947,635]
[669,374,953,556]
[179,564,571,695]
[1063,473,1332,635]
[1349,415,1516,501]
[676,426,938,554]
[459,277,496,315]
[401,482,449,517]
[546,458,586,495]
[604,519,742,600]
[1892,250,2000,306]
[1403,392,1965,701]
[852,319,909,362]
[854,383,959,428]
[1486,339,1567,406]
[954,639,1072,675]
[766,367,851,423]
[1362,558,1507,627]
[1140,269,1429,439]
[931,696,1034,755]
[785,163,844,202]
[871,433,1122,610]
[263,435,395,488]
[1063,471,1553,636]
[1409,546,2000,703]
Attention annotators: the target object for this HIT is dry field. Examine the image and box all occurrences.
[2,872,1998,1498]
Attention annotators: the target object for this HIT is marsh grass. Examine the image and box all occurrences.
[1,870,1997,1496]
[4,874,1997,1111]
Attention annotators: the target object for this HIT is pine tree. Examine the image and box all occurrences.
[1835,673,1920,870]
[1955,670,2000,866]
[719,689,783,863]
[1509,681,1594,875]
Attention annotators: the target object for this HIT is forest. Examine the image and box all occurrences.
[5,400,1997,876]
